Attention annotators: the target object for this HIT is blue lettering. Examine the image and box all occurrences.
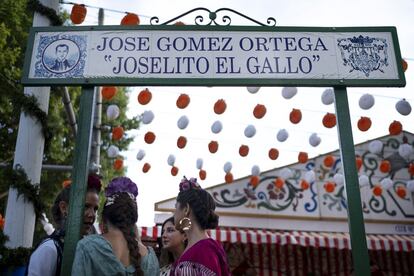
[246,57,259,74]
[196,57,209,74]
[124,57,137,74]
[299,57,312,73]
[240,37,254,51]
[109,37,123,51]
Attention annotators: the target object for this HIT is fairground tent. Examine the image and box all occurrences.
[146,131,414,275]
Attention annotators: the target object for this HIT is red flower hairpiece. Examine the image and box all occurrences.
[87,174,102,192]
[179,176,201,192]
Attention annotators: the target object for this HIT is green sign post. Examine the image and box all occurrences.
[21,8,406,276]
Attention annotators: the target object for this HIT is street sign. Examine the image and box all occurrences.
[22,25,405,87]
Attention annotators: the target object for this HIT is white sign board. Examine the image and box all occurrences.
[22,26,405,87]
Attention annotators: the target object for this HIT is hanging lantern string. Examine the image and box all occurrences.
[59,0,153,18]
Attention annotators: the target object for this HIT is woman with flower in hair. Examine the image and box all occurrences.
[170,177,230,276]
[71,177,159,276]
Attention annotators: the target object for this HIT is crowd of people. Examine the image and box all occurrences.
[26,175,231,276]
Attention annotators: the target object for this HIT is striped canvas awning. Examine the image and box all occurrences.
[140,226,414,252]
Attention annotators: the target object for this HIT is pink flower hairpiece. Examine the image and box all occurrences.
[179,176,201,192]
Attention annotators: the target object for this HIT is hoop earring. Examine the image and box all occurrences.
[179,217,192,231]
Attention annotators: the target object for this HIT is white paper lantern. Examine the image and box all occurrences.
[380,178,393,190]
[358,175,369,187]
[107,145,120,158]
[167,154,176,166]
[223,162,232,173]
[321,89,334,105]
[211,120,223,134]
[247,87,260,93]
[141,110,154,124]
[251,165,260,176]
[136,149,145,161]
[177,115,189,129]
[309,133,321,147]
[334,173,344,185]
[106,105,120,120]
[398,144,413,159]
[368,140,383,154]
[359,94,375,110]
[304,170,316,183]
[280,168,293,179]
[281,87,298,99]
[395,99,412,116]
[277,129,289,142]
[244,125,256,138]
[407,180,414,192]
[196,158,203,169]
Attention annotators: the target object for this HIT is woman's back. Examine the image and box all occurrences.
[72,234,135,276]
[103,231,130,267]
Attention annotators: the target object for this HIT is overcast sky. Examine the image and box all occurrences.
[65,0,414,225]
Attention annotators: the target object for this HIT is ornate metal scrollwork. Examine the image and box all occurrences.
[150,7,276,26]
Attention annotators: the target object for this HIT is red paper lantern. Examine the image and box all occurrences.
[356,157,363,171]
[372,185,383,196]
[253,104,266,119]
[408,163,414,176]
[357,116,372,132]
[402,59,408,72]
[101,86,117,100]
[323,155,335,167]
[176,94,190,109]
[138,88,152,105]
[208,141,218,153]
[389,120,402,135]
[112,126,124,141]
[199,169,207,180]
[239,145,249,157]
[289,108,302,124]
[142,162,151,173]
[113,159,123,171]
[396,186,407,199]
[300,180,310,190]
[144,131,156,144]
[62,180,72,188]
[298,152,308,163]
[214,99,227,114]
[0,214,4,231]
[379,160,391,173]
[177,136,187,149]
[322,113,336,128]
[171,166,179,176]
[274,178,284,189]
[121,13,140,25]
[225,172,233,183]
[250,176,260,188]
[324,182,336,193]
[70,4,87,24]
[268,148,279,160]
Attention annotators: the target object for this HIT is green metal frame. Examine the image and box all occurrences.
[333,86,370,275]
[22,25,406,87]
[60,86,96,276]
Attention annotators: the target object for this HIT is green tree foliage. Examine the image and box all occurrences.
[0,0,140,243]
